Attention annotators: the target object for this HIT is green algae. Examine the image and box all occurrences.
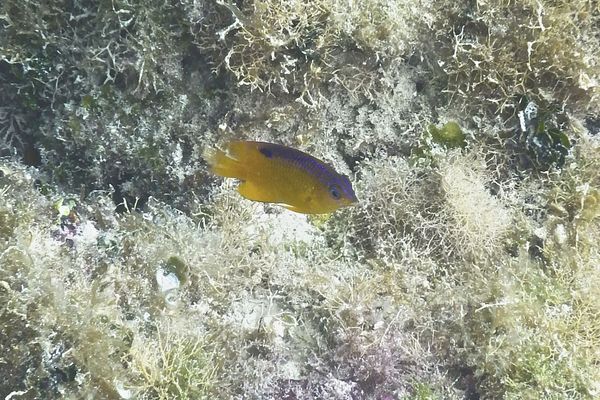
[428,121,466,148]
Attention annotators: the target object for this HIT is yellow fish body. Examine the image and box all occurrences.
[208,141,358,214]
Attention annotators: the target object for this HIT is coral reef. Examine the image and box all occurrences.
[1,0,599,399]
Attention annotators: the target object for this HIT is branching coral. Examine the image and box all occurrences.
[0,162,222,398]
[435,0,600,118]
[129,324,218,399]
[206,0,437,105]
[439,152,513,259]
[1,0,599,398]
[348,150,514,263]
[1,0,227,207]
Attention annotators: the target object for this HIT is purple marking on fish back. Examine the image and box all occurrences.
[257,142,356,200]
[259,147,273,158]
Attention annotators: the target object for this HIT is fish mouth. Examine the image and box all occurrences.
[348,192,359,204]
[343,195,359,206]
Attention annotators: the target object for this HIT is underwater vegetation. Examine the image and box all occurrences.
[1,0,599,399]
[427,121,466,149]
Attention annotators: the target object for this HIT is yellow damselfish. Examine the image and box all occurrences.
[207,141,358,214]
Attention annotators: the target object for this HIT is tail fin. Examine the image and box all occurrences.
[205,143,247,180]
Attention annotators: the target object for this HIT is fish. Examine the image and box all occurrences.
[207,141,358,214]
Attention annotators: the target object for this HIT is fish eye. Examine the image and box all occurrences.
[329,184,341,200]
